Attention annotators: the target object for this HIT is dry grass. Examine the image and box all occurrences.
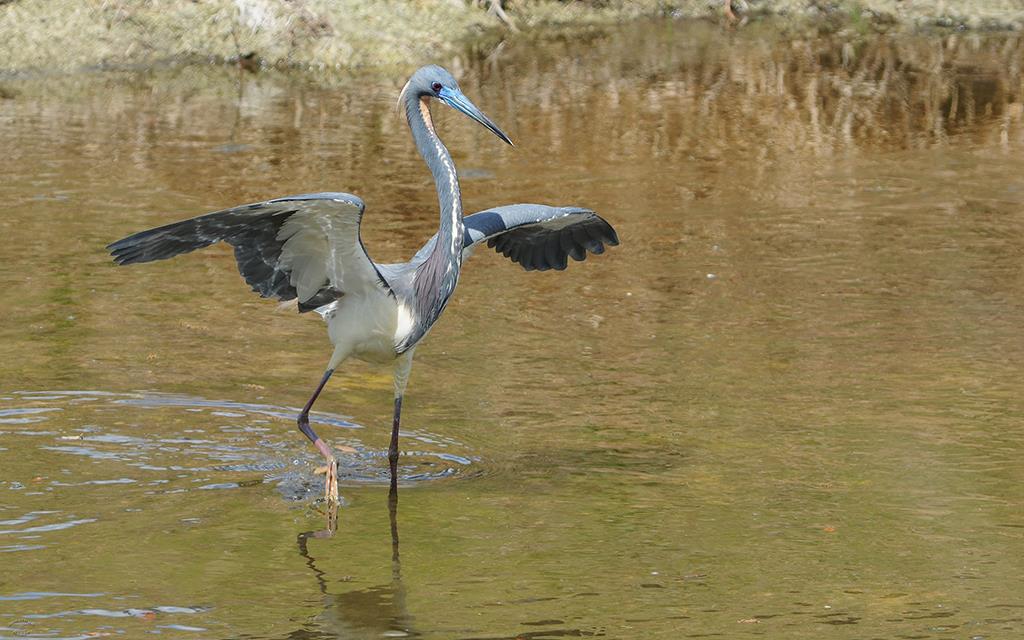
[1,0,1023,75]
[514,0,1024,30]
[0,0,491,74]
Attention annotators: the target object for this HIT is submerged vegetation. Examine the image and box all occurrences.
[0,0,1023,75]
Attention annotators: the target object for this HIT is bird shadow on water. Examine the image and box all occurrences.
[295,484,417,638]
[293,473,601,640]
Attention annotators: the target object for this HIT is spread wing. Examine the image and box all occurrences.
[107,192,389,311]
[462,205,619,271]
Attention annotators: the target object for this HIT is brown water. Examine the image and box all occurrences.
[2,19,1024,640]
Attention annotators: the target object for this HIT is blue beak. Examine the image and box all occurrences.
[438,87,514,146]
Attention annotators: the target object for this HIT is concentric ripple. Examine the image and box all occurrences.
[0,390,476,502]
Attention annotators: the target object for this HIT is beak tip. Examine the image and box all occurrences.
[443,87,514,148]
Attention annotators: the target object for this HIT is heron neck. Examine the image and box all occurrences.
[405,96,464,259]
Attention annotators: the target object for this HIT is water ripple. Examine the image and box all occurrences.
[25,604,208,619]
[1,390,477,494]
[0,518,97,535]
[0,408,62,425]
[0,593,104,602]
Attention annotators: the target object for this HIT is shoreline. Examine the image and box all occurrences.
[1,1,1023,77]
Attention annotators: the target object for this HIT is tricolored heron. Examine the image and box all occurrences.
[107,65,618,503]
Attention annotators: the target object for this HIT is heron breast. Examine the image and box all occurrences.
[325,292,400,363]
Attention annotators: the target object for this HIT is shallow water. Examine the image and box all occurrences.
[2,19,1024,640]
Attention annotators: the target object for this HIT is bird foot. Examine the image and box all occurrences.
[314,458,339,504]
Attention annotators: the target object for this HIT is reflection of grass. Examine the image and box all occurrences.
[2,1,1024,74]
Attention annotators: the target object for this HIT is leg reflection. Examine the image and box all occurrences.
[295,484,413,637]
[389,474,400,568]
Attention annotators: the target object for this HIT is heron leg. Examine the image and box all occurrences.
[389,396,403,481]
[298,368,339,503]
[388,350,415,486]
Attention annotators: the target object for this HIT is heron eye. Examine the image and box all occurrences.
[431,82,443,93]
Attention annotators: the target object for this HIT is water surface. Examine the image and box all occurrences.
[1,20,1023,640]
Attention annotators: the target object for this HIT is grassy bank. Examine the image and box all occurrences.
[1,1,1023,75]
[0,0,492,74]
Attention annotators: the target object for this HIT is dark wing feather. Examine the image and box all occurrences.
[108,192,388,310]
[462,205,619,271]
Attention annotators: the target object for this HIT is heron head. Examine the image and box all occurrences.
[401,65,514,146]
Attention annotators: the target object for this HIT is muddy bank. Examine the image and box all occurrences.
[1,1,1023,75]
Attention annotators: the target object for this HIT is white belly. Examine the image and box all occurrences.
[323,292,401,364]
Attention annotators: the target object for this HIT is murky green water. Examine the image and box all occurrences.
[2,19,1024,640]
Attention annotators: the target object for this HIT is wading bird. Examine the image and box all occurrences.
[107,65,618,503]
